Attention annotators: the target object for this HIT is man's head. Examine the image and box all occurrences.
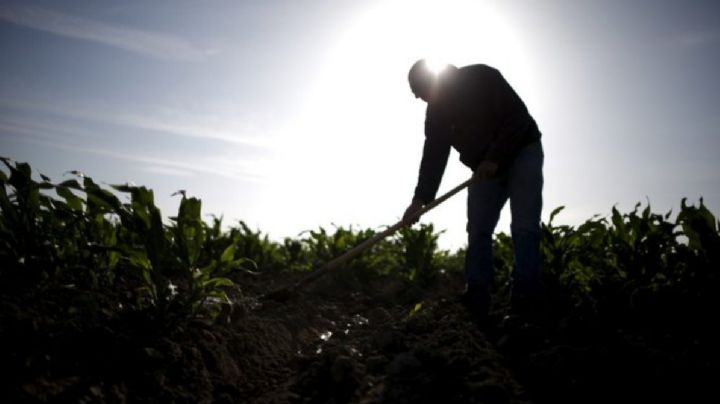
[408,59,435,102]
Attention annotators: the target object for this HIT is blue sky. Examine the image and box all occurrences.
[1,0,719,250]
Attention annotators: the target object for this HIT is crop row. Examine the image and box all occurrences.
[1,158,718,332]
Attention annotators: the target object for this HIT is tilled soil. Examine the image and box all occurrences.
[236,270,530,404]
[1,269,716,403]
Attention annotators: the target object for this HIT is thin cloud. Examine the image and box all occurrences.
[139,165,195,178]
[0,98,276,149]
[0,120,267,183]
[111,112,276,149]
[0,4,211,62]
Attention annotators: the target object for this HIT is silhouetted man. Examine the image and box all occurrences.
[402,59,544,321]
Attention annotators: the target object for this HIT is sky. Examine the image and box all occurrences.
[1,0,719,250]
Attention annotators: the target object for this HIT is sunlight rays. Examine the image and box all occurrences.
[280,0,533,247]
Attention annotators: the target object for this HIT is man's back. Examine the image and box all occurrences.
[426,64,540,170]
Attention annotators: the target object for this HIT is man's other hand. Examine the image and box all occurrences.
[473,160,498,181]
[402,199,425,226]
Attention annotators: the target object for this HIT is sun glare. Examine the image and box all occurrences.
[301,0,534,152]
[274,0,534,246]
[425,59,449,75]
[308,0,534,116]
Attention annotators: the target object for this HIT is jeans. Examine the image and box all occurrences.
[464,140,544,301]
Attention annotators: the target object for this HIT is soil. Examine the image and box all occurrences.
[1,268,716,403]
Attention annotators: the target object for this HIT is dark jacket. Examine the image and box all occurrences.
[413,64,541,203]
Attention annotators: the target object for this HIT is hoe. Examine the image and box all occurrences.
[264,177,474,302]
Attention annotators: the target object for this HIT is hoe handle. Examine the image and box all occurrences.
[292,177,474,290]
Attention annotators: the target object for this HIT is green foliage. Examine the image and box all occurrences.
[0,159,459,325]
[488,199,720,328]
[2,158,718,334]
[0,158,246,325]
[274,223,455,288]
[397,224,445,286]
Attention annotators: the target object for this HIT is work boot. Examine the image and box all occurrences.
[502,293,549,330]
[456,287,490,324]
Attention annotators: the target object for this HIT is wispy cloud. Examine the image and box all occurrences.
[139,165,195,178]
[0,119,268,182]
[0,98,277,149]
[111,111,276,149]
[0,4,211,61]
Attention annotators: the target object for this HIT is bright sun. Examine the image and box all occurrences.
[311,0,534,111]
[303,0,535,145]
[272,0,535,246]
[424,58,450,75]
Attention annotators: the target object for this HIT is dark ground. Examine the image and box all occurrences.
[1,268,716,403]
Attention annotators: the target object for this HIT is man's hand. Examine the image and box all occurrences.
[402,199,425,226]
[473,160,499,181]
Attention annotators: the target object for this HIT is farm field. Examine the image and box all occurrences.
[1,159,718,403]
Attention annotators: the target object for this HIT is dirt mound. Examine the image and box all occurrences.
[1,269,527,403]
[2,268,717,403]
[284,301,528,404]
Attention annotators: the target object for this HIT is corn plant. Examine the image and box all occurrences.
[396,223,444,286]
[3,157,718,332]
[0,159,244,324]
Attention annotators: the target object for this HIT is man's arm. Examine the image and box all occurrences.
[413,135,451,204]
[403,103,451,225]
[404,135,451,225]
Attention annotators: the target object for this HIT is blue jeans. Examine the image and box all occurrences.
[464,141,544,301]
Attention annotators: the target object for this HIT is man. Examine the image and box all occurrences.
[402,59,544,320]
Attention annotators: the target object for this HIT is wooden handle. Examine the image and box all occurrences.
[291,177,474,290]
